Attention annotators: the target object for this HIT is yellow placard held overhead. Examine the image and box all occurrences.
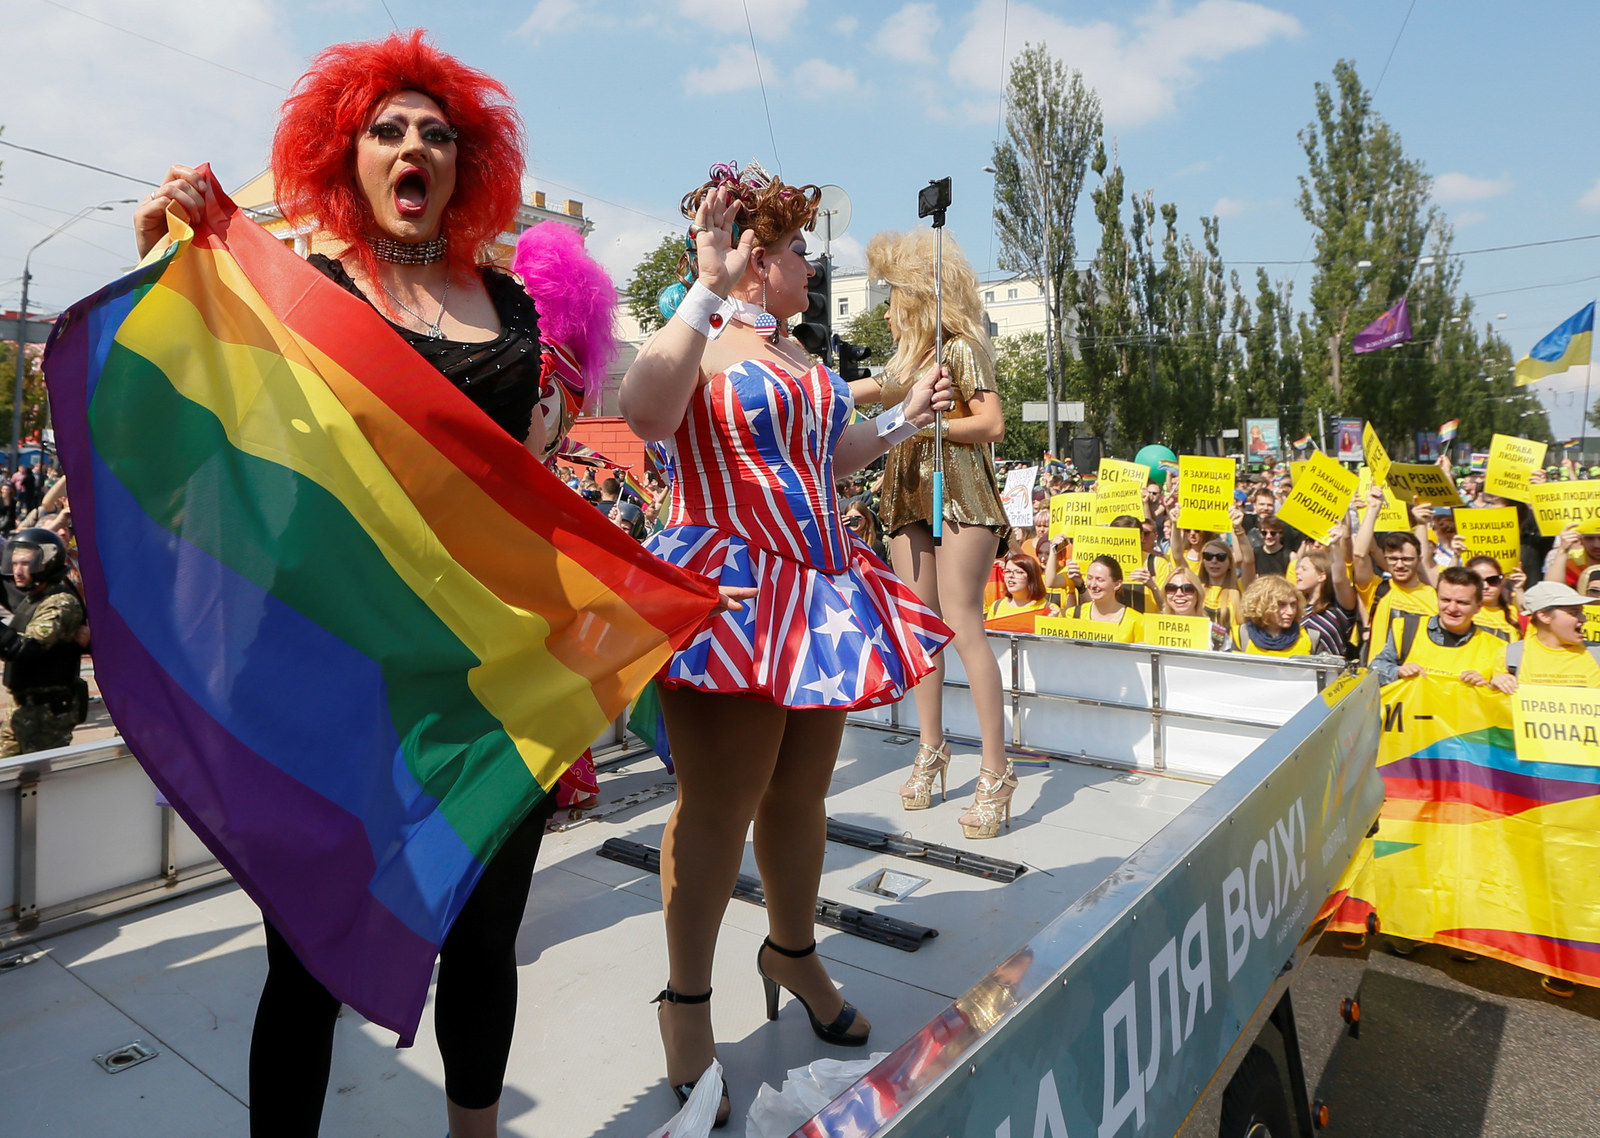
[1049,492,1096,541]
[1035,616,1121,642]
[1092,479,1145,526]
[1141,612,1212,651]
[1276,450,1359,541]
[1384,462,1465,507]
[1289,461,1309,485]
[1455,506,1521,569]
[1069,525,1144,576]
[1358,466,1412,531]
[1483,433,1547,501]
[1512,684,1600,766]
[1098,457,1149,486]
[1177,455,1236,532]
[1362,423,1393,487]
[1528,481,1600,536]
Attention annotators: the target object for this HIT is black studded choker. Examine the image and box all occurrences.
[371,235,447,264]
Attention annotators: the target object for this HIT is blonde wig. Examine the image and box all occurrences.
[866,228,995,387]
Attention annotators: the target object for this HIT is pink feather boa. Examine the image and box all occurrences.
[510,221,619,410]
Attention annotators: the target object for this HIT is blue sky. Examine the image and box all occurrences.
[3,0,1597,431]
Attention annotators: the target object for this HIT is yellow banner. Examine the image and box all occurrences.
[1528,481,1600,536]
[1092,478,1145,526]
[1276,450,1357,541]
[1357,466,1410,530]
[1048,492,1095,541]
[1513,684,1600,766]
[1362,423,1392,486]
[1069,525,1143,576]
[1455,505,1520,569]
[1177,454,1235,532]
[1140,612,1212,650]
[1097,457,1149,485]
[1035,615,1121,642]
[1484,433,1547,501]
[1385,462,1464,507]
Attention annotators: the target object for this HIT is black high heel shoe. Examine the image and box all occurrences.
[652,986,731,1129]
[756,938,870,1046]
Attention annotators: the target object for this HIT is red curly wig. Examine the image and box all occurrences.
[271,30,525,285]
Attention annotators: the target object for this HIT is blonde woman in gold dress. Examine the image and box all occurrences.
[856,230,1013,839]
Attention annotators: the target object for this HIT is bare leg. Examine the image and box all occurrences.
[750,708,869,1039]
[446,1103,496,1138]
[931,522,1007,779]
[657,685,787,1111]
[889,522,946,751]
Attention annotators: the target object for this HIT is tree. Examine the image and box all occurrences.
[1297,60,1439,441]
[624,234,687,335]
[991,44,1102,446]
[1074,142,1135,445]
[993,332,1048,461]
[841,301,894,365]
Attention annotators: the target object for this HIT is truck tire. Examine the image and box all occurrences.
[1218,1045,1294,1138]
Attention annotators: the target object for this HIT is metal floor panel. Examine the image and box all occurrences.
[0,724,1206,1137]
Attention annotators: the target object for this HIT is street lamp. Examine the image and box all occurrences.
[10,198,137,471]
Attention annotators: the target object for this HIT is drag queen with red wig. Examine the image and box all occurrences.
[134,33,582,1138]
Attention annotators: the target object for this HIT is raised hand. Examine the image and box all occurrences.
[690,187,756,298]
[134,165,208,258]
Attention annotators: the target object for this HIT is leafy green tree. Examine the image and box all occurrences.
[624,234,686,335]
[993,332,1048,460]
[841,301,894,365]
[1074,142,1135,445]
[990,44,1102,447]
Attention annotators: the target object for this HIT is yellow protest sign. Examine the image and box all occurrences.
[1289,460,1308,485]
[1384,462,1464,507]
[1513,684,1600,766]
[1276,451,1358,541]
[1455,506,1520,569]
[1362,423,1392,487]
[1484,433,1547,501]
[1098,457,1149,485]
[1035,616,1120,642]
[1069,525,1143,576]
[1528,481,1600,536]
[1585,611,1600,645]
[1177,455,1235,532]
[1140,612,1212,650]
[1048,492,1095,541]
[1092,479,1144,526]
[1357,466,1410,530]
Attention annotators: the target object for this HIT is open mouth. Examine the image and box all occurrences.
[394,169,429,219]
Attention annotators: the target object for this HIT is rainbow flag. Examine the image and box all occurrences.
[42,174,718,1043]
[1438,418,1459,445]
[1291,434,1314,449]
[1515,301,1593,387]
[618,467,648,504]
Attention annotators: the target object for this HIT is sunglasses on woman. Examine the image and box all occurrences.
[1202,551,1229,562]
[1478,573,1504,586]
[1164,582,1198,595]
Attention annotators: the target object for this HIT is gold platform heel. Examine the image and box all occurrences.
[899,741,950,810]
[958,761,1017,839]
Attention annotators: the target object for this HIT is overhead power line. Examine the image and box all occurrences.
[39,0,288,91]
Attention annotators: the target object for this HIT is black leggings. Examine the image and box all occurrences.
[248,795,557,1136]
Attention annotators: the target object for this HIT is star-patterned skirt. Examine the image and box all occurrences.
[645,524,952,709]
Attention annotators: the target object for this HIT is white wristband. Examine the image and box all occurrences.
[674,280,736,339]
[875,404,920,446]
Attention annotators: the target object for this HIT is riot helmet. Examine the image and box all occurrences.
[3,528,69,588]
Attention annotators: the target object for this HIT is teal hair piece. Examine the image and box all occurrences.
[657,281,688,323]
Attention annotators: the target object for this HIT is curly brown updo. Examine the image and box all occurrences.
[675,162,821,286]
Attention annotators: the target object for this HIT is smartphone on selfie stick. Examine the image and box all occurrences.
[918,177,952,543]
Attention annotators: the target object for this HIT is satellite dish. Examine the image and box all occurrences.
[817,185,852,242]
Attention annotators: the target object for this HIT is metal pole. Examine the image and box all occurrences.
[9,263,29,475]
[932,223,945,544]
[1318,407,1328,455]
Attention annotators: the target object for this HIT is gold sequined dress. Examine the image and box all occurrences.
[876,337,1009,540]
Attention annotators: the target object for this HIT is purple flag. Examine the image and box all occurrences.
[1353,296,1412,354]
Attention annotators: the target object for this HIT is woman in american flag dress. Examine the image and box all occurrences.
[621,163,955,1126]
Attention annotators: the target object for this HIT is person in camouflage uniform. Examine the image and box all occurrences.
[0,528,86,757]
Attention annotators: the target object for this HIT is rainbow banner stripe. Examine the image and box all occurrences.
[1331,676,1600,987]
[42,176,718,1042]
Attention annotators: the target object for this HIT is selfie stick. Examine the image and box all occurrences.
[924,180,949,542]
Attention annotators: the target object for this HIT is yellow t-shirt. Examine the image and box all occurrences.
[1072,603,1145,643]
[1519,635,1600,688]
[1359,575,1437,663]
[1473,604,1523,642]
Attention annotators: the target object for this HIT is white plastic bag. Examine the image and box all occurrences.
[643,1058,724,1138]
[745,1053,888,1138]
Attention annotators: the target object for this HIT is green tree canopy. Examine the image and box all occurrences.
[624,234,687,335]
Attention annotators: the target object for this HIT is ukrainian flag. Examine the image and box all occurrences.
[1515,301,1593,386]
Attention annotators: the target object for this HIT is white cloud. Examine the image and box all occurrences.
[684,45,765,96]
[1433,172,1512,202]
[1577,177,1600,212]
[874,3,942,64]
[834,16,859,36]
[1453,210,1488,228]
[677,0,806,39]
[791,59,863,97]
[947,0,1301,127]
[823,234,867,273]
[519,0,580,37]
[1174,158,1215,178]
[1211,196,1250,218]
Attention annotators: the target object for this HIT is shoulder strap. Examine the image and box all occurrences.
[1396,612,1424,663]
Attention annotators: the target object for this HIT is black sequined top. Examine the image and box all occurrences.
[308,254,542,442]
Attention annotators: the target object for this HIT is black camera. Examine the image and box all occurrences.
[917,177,952,220]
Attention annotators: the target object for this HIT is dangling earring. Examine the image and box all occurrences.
[755,274,778,341]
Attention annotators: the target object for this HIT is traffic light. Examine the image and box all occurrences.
[833,334,872,381]
[792,255,832,362]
